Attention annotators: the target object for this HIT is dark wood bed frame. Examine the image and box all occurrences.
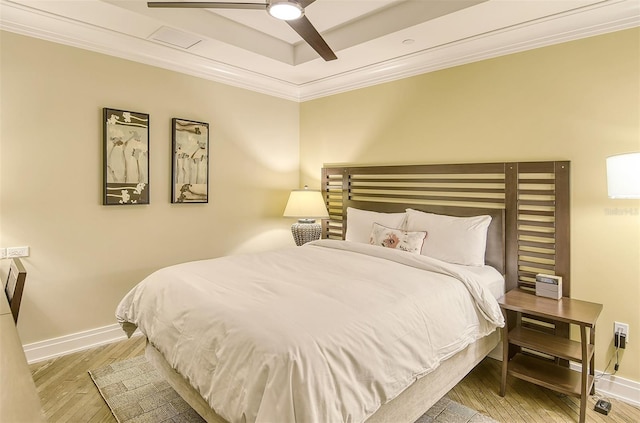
[321,161,571,337]
[144,160,573,423]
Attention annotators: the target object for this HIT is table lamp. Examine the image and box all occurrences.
[283,185,329,246]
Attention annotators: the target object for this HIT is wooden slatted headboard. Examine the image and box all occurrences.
[321,161,570,297]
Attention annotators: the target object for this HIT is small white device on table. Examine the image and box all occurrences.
[535,273,562,300]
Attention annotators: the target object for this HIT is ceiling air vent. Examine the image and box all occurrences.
[149,26,202,49]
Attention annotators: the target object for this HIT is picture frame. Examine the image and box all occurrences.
[103,108,150,205]
[171,118,209,203]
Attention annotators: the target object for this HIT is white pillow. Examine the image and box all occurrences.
[405,208,491,266]
[369,223,427,254]
[345,207,407,244]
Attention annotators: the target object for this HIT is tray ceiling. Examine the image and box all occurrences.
[1,0,638,101]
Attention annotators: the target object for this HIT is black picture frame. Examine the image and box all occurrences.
[103,108,150,205]
[171,118,209,203]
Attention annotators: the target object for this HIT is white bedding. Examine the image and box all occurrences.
[448,263,505,300]
[116,239,505,423]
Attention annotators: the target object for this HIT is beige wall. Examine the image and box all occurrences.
[300,28,640,382]
[1,26,639,385]
[0,31,300,344]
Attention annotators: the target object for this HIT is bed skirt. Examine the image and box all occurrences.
[144,329,500,423]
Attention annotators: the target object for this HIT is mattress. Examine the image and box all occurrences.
[116,239,505,423]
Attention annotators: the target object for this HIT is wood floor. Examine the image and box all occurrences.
[30,335,640,423]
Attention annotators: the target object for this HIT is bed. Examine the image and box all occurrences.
[116,161,571,423]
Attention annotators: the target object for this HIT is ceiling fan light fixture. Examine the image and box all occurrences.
[268,1,303,21]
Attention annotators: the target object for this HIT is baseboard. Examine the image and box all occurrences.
[594,373,640,407]
[570,362,640,407]
[21,326,640,407]
[489,339,639,407]
[23,323,139,364]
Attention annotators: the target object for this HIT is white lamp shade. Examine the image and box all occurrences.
[283,188,328,218]
[606,153,640,199]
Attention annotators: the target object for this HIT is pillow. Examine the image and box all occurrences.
[369,223,427,254]
[405,208,491,266]
[345,207,407,244]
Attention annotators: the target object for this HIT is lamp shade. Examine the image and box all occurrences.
[606,153,640,199]
[283,187,329,218]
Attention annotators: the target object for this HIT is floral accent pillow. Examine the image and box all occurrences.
[369,223,427,254]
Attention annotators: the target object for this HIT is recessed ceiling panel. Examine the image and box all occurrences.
[211,0,402,43]
[149,26,202,49]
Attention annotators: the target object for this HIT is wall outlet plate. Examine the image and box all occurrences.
[6,246,29,258]
[614,321,629,342]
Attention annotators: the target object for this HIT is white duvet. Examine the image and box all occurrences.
[116,240,505,423]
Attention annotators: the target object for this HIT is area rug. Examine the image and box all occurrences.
[90,356,497,423]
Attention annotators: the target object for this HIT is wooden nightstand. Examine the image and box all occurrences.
[498,289,603,423]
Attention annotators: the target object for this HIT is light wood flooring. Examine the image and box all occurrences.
[30,335,640,423]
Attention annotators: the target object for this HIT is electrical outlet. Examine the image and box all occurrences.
[6,246,29,258]
[614,321,629,345]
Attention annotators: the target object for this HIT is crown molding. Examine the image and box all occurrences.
[0,1,302,101]
[297,0,640,101]
[1,0,638,103]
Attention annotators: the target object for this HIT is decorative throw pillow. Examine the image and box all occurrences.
[369,223,427,254]
[345,207,407,244]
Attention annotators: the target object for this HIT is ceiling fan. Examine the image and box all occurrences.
[147,1,337,61]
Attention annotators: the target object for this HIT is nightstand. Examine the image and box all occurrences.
[498,289,603,423]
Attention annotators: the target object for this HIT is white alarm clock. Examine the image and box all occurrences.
[535,274,562,300]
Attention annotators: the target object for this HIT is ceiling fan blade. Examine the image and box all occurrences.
[287,15,337,61]
[148,0,338,61]
[147,2,266,10]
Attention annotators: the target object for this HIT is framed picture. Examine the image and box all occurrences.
[103,108,150,205]
[171,118,209,203]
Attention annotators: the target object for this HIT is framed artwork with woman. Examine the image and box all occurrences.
[171,118,209,203]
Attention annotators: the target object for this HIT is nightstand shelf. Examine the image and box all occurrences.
[508,326,593,363]
[498,289,603,423]
[508,354,592,397]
